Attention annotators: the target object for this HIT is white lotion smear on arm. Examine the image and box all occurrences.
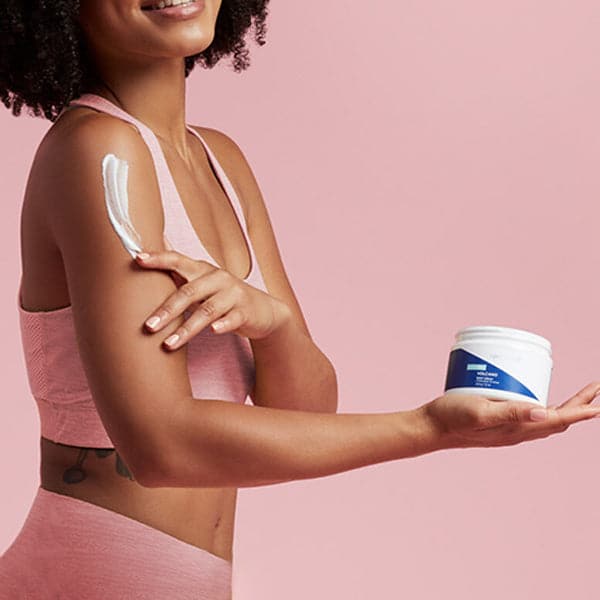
[101,153,144,258]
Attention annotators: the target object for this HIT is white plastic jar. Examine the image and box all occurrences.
[443,325,553,407]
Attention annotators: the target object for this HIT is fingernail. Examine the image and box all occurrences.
[530,408,548,421]
[145,315,161,329]
[164,333,179,347]
[136,252,150,261]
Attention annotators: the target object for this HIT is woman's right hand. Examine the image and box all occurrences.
[418,381,600,450]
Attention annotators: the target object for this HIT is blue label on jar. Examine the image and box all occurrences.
[444,348,537,399]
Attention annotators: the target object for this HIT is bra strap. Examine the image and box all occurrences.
[186,127,250,238]
[66,93,183,250]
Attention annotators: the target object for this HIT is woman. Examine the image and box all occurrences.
[2,1,600,598]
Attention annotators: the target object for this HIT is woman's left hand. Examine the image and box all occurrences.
[134,250,291,350]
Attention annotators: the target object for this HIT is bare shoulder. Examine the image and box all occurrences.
[34,108,156,210]
[40,107,146,160]
[36,108,154,188]
[21,108,163,309]
[188,125,242,160]
[32,108,164,253]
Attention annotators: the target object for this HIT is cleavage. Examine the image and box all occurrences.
[160,132,252,280]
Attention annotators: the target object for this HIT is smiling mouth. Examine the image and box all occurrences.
[141,0,197,11]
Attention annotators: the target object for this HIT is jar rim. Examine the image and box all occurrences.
[455,325,552,353]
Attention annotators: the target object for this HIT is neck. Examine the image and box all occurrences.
[85,57,190,156]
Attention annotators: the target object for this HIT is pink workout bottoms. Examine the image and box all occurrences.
[0,485,233,599]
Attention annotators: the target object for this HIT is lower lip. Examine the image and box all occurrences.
[142,0,205,20]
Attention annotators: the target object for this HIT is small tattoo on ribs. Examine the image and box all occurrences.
[62,447,135,483]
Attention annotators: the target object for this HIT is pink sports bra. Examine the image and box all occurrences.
[17,93,267,448]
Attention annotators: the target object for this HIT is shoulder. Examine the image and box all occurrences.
[188,125,242,158]
[187,125,248,180]
[34,108,157,207]
[32,107,166,256]
[39,108,153,169]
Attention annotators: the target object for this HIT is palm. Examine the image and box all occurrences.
[423,383,600,449]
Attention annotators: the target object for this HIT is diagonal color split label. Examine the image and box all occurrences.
[444,348,538,400]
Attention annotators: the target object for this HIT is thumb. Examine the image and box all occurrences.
[528,406,549,422]
[486,399,547,425]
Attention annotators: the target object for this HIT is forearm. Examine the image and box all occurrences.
[250,315,338,413]
[145,399,443,489]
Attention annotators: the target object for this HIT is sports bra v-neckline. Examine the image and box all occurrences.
[69,92,256,282]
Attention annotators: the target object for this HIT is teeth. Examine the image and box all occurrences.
[145,0,194,10]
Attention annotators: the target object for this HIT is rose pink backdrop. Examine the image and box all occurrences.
[2,1,600,598]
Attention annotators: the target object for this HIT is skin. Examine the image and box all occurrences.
[17,0,600,570]
[23,0,336,563]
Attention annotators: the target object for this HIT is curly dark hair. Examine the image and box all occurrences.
[0,0,269,121]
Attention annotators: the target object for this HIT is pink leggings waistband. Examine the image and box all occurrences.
[0,485,233,599]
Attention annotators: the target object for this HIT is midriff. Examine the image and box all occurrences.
[39,435,236,563]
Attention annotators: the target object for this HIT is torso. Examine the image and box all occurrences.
[22,104,254,562]
[39,437,237,561]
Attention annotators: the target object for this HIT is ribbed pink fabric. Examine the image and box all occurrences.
[0,486,233,599]
[17,92,268,448]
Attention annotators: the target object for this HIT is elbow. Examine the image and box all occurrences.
[308,358,338,414]
[321,383,338,413]
[114,397,233,488]
[121,427,184,488]
[136,456,230,489]
[297,360,338,414]
[330,361,339,412]
[134,461,172,488]
[128,450,171,488]
[133,439,192,488]
[326,398,339,414]
[132,426,221,489]
[328,396,339,414]
[324,361,339,413]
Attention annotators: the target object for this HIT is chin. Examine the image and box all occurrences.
[78,0,219,65]
[165,30,216,59]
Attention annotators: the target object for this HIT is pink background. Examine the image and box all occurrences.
[2,1,600,598]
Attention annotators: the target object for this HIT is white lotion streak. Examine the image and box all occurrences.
[101,153,144,258]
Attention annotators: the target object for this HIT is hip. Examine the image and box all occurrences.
[0,485,233,600]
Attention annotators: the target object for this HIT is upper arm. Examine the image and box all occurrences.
[42,114,192,484]
[194,126,312,340]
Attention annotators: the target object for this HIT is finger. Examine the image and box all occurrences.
[555,380,600,410]
[135,250,215,282]
[160,238,185,286]
[516,403,600,438]
[145,269,228,332]
[551,404,600,424]
[211,308,247,334]
[481,399,549,427]
[163,289,236,350]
